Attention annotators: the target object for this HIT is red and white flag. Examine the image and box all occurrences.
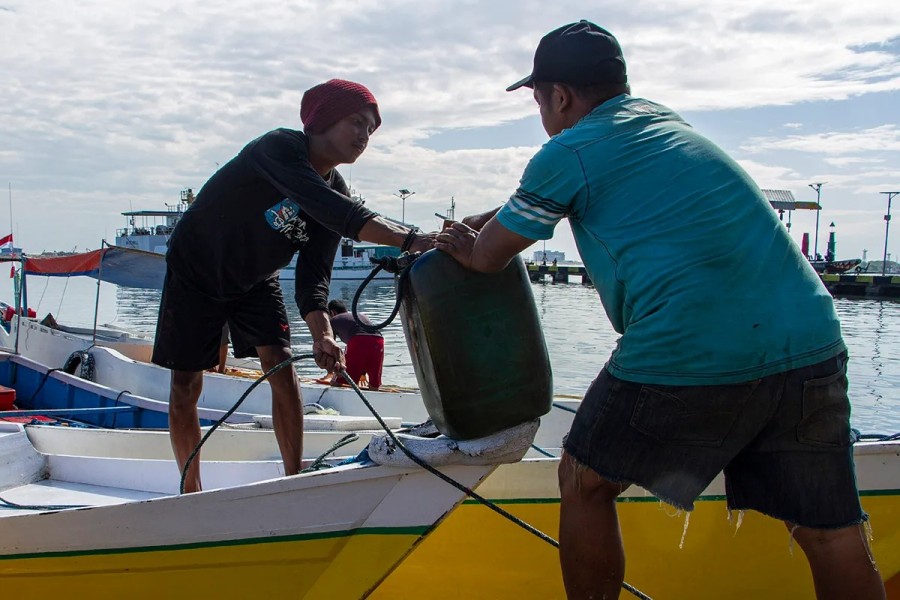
[0,233,12,249]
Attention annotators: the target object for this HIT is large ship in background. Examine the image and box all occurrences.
[114,189,192,255]
[114,189,397,280]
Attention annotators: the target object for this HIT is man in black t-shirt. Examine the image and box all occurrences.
[152,79,433,493]
[327,299,384,390]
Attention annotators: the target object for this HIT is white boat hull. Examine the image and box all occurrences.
[0,424,494,597]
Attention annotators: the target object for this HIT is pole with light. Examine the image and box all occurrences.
[881,191,898,276]
[809,182,825,259]
[394,189,415,225]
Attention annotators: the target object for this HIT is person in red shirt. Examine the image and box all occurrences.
[327,299,384,390]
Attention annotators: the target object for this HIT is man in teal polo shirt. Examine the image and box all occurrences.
[436,20,884,600]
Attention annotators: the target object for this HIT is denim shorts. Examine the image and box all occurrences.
[563,352,865,529]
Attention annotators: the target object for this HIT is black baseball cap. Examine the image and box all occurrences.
[506,20,627,92]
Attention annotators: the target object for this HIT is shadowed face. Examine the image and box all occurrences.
[533,85,565,137]
[318,106,379,165]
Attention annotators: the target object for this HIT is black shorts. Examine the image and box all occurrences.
[563,352,864,529]
[151,268,291,372]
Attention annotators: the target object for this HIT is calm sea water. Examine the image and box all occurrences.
[4,276,898,434]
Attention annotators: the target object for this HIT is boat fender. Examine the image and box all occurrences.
[367,418,540,467]
[62,351,95,381]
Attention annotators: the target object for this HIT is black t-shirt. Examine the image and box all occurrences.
[330,311,382,343]
[167,129,376,317]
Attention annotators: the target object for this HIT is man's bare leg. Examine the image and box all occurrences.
[791,522,886,600]
[558,451,629,600]
[258,345,303,475]
[169,369,204,493]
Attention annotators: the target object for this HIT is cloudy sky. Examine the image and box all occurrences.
[1,0,899,264]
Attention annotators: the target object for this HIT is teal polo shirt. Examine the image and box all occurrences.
[497,94,844,385]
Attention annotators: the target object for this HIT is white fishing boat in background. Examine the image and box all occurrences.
[113,189,191,254]
[114,188,399,280]
[279,239,398,281]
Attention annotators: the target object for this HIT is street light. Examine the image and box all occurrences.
[393,189,415,225]
[809,182,825,258]
[881,191,898,276]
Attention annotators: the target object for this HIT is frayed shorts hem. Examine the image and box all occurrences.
[563,449,696,512]
[726,502,869,531]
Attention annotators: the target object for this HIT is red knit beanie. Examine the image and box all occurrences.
[300,79,382,134]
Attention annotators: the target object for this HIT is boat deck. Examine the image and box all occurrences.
[0,479,162,516]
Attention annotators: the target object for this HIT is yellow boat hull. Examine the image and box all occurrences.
[374,492,900,599]
[0,529,423,598]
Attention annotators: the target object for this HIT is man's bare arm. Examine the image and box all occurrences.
[304,309,344,372]
[435,216,535,273]
[357,216,436,254]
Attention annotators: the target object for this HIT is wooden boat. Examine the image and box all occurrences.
[373,440,900,599]
[3,320,894,596]
[0,420,497,597]
[0,316,576,450]
[0,351,399,459]
[0,312,423,414]
[809,257,863,274]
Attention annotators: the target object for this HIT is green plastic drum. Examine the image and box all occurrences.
[401,250,553,440]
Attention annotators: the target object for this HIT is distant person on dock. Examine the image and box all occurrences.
[152,79,435,493]
[327,299,384,390]
[437,21,884,600]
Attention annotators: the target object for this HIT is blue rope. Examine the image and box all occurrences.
[552,401,578,414]
[530,444,556,458]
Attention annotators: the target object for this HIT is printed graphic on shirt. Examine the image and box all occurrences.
[265,198,310,245]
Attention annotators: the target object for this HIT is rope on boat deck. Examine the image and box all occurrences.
[530,444,557,458]
[300,433,359,473]
[179,353,316,495]
[551,401,578,414]
[333,368,654,600]
[181,354,653,600]
[0,497,88,511]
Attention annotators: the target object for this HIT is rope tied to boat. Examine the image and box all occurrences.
[0,496,88,511]
[300,433,359,473]
[180,354,652,600]
[351,251,420,334]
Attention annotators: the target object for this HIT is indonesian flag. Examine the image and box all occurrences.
[0,233,12,249]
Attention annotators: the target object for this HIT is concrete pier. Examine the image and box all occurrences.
[528,264,900,299]
[820,274,900,298]
[527,264,591,285]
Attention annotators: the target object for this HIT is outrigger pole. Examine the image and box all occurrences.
[92,241,106,346]
[14,256,25,356]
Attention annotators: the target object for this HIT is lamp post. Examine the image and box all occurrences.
[394,189,415,225]
[809,183,825,259]
[881,191,898,276]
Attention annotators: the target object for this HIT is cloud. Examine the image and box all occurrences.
[740,125,900,155]
[1,0,900,257]
[824,156,886,167]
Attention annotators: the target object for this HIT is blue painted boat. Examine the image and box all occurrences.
[0,351,256,428]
